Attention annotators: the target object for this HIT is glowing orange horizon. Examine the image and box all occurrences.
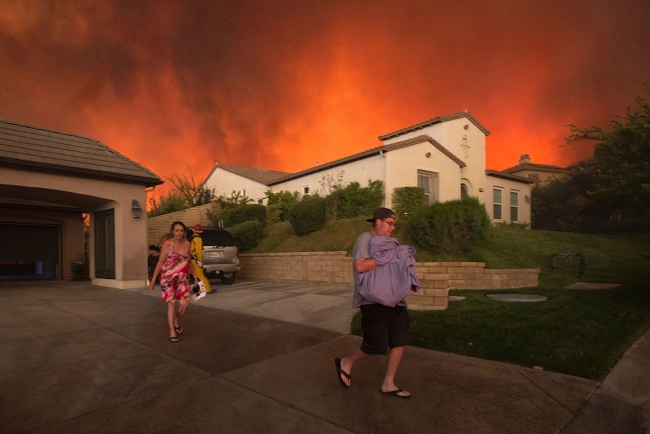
[0,0,646,200]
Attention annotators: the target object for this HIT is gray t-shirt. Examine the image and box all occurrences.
[352,231,374,308]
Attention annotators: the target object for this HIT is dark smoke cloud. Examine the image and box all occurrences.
[1,0,648,192]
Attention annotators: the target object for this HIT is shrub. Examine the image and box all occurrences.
[319,171,346,220]
[392,187,425,220]
[409,197,491,253]
[531,178,578,231]
[289,195,327,236]
[266,203,283,225]
[70,254,89,281]
[229,220,264,252]
[223,204,266,228]
[495,221,530,230]
[336,180,384,219]
[147,191,187,217]
[530,176,617,233]
[265,190,299,221]
[206,210,222,228]
[213,191,254,211]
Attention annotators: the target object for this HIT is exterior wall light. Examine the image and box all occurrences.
[132,199,143,219]
[525,195,531,203]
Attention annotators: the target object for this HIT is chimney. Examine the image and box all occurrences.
[519,154,531,165]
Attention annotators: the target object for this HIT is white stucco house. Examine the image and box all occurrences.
[202,164,291,205]
[502,154,569,184]
[202,111,532,224]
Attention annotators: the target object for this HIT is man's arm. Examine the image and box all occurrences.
[354,257,378,273]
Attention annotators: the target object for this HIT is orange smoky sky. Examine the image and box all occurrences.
[1,0,649,196]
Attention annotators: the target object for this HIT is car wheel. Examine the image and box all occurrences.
[221,273,235,285]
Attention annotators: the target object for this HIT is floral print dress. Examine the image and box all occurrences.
[160,241,191,303]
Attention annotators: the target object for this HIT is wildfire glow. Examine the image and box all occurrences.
[1,0,648,195]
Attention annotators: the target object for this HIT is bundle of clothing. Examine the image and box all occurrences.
[358,236,421,307]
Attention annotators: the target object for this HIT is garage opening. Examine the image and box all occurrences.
[0,224,60,280]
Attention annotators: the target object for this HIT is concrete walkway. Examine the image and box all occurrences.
[0,280,647,433]
[562,327,650,433]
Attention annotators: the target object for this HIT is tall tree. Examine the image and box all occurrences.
[566,89,650,214]
[169,169,215,207]
[319,170,346,220]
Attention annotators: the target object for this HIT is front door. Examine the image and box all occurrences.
[94,209,115,279]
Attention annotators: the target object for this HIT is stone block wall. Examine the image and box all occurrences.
[238,252,354,286]
[238,252,540,311]
[417,262,540,290]
[405,267,449,311]
[147,203,220,246]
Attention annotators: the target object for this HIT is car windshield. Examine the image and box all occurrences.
[201,229,235,247]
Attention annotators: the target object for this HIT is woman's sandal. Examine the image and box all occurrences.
[174,326,184,335]
[169,336,180,343]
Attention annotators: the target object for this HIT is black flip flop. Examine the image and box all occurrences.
[334,358,350,388]
[169,336,180,343]
[174,326,184,335]
[380,388,411,399]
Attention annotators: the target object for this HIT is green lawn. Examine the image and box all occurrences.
[352,284,650,381]
[253,219,650,381]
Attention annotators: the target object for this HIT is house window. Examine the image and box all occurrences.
[257,198,264,205]
[303,185,310,195]
[493,188,502,219]
[418,170,439,205]
[510,191,519,222]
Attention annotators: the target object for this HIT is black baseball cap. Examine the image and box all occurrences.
[366,207,395,223]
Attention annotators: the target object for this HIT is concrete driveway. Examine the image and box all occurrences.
[1,280,602,433]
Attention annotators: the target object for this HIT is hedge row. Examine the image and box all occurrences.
[409,197,491,253]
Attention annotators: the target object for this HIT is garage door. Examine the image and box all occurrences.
[0,224,60,280]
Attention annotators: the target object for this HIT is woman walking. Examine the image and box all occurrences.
[147,221,198,342]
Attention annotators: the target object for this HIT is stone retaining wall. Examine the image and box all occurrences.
[238,252,540,311]
[147,203,220,246]
[419,262,541,290]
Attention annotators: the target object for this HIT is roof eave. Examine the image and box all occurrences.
[269,135,465,186]
[0,159,164,187]
[378,110,491,141]
[485,169,534,184]
[209,164,291,185]
[268,151,377,186]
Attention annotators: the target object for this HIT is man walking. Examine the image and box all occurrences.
[335,207,413,399]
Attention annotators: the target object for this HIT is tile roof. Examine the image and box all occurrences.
[485,169,534,184]
[269,135,464,186]
[565,156,594,170]
[204,163,292,185]
[0,119,162,186]
[378,110,491,141]
[501,162,567,174]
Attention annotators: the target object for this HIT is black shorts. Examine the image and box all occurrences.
[360,304,411,355]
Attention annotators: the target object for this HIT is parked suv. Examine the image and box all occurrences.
[188,227,240,285]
